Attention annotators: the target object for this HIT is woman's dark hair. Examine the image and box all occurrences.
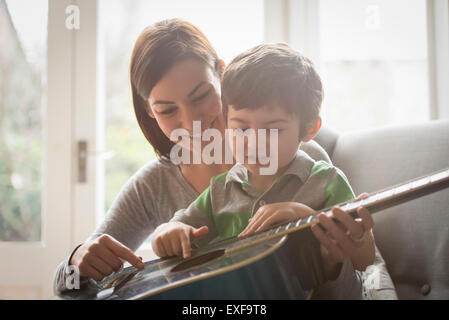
[130,18,223,158]
[221,43,323,139]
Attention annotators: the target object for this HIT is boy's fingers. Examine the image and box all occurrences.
[355,192,369,200]
[241,208,270,236]
[180,232,192,259]
[192,226,209,240]
[169,237,181,257]
[247,207,266,228]
[255,214,279,233]
[153,237,164,257]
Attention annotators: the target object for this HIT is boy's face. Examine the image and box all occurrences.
[226,104,301,176]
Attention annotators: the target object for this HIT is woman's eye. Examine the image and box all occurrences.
[192,88,211,103]
[158,108,177,115]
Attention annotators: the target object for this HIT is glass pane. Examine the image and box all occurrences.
[99,0,264,218]
[319,0,429,133]
[0,0,47,241]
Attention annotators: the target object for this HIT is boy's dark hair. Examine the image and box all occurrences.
[221,43,323,138]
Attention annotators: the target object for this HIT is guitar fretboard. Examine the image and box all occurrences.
[217,167,449,253]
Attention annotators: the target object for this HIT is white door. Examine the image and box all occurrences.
[0,0,74,299]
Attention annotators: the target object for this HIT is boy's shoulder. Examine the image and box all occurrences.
[308,158,351,188]
[287,150,335,180]
[295,151,349,186]
[309,159,338,179]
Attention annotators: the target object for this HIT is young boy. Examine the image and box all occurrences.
[152,43,376,298]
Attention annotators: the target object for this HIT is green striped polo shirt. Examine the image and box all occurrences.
[171,150,355,248]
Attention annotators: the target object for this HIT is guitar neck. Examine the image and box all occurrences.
[218,167,449,252]
[329,167,449,219]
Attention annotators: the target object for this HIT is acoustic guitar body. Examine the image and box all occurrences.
[141,229,325,300]
[59,228,325,300]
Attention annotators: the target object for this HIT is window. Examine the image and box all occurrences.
[319,0,429,133]
[0,0,47,241]
[98,0,264,218]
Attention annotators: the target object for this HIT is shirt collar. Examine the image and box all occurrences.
[225,163,248,186]
[225,150,314,186]
[280,150,314,183]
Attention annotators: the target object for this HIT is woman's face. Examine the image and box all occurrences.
[147,59,224,151]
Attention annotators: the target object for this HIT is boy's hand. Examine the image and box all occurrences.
[151,222,208,259]
[311,195,375,274]
[238,202,316,237]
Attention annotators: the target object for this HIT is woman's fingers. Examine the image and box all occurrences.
[332,207,365,245]
[317,212,353,250]
[74,235,144,282]
[86,254,115,277]
[356,206,374,231]
[81,263,105,282]
[311,223,346,263]
[91,243,123,272]
[103,236,144,269]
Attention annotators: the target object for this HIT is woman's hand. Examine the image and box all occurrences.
[238,202,316,237]
[69,234,145,282]
[152,221,209,259]
[311,194,375,274]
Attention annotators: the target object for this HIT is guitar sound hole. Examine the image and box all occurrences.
[171,249,225,273]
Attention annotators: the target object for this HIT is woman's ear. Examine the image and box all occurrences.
[301,117,322,142]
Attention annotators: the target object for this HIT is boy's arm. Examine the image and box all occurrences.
[170,186,218,248]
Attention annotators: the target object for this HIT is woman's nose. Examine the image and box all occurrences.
[181,109,207,134]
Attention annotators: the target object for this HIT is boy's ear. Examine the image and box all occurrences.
[301,117,322,142]
[219,59,226,70]
[217,59,226,76]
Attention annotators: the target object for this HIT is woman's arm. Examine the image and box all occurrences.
[53,160,181,294]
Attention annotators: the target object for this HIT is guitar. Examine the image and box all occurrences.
[58,167,449,300]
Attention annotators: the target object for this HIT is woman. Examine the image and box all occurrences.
[53,19,378,297]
